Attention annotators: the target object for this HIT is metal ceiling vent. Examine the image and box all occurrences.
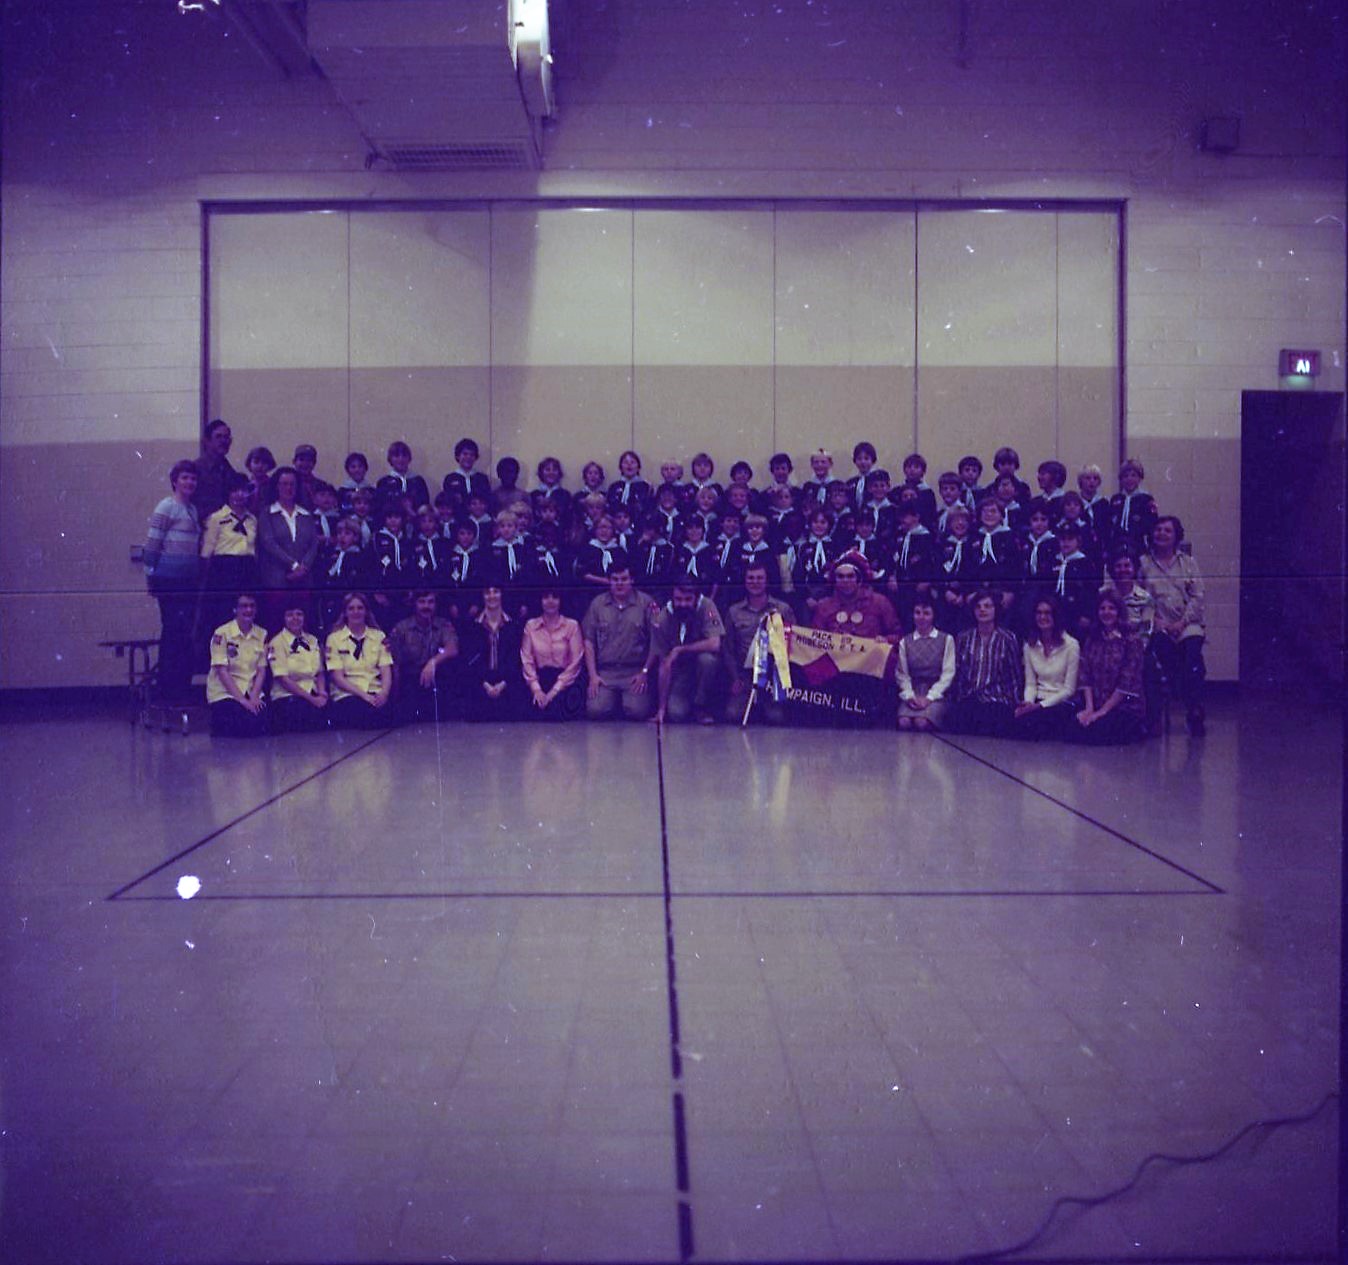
[307,0,554,171]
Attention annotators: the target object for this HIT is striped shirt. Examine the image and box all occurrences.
[953,626,1021,705]
[144,496,201,583]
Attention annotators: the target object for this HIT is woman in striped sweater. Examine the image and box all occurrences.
[144,459,203,703]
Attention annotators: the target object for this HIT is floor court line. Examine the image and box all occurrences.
[655,724,696,1262]
[104,727,398,901]
[107,887,1219,903]
[933,733,1226,894]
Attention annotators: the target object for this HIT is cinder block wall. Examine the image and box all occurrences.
[2,0,1343,686]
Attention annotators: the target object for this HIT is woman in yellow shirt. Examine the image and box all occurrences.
[268,602,329,732]
[325,592,394,729]
[207,593,269,737]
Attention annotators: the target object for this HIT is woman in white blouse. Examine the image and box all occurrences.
[1013,595,1080,740]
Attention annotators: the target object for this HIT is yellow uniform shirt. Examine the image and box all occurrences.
[207,619,269,704]
[201,506,258,558]
[325,626,393,701]
[267,629,324,702]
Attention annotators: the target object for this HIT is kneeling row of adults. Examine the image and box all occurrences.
[205,562,1163,744]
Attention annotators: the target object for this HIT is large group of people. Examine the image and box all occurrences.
[142,421,1208,739]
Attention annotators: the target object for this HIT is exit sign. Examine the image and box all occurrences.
[1279,349,1321,376]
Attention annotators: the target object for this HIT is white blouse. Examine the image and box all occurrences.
[1022,634,1080,707]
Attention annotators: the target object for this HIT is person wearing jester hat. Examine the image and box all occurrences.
[810,552,903,643]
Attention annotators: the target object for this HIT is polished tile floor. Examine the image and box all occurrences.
[0,694,1340,1262]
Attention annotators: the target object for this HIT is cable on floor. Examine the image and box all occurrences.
[957,1090,1340,1262]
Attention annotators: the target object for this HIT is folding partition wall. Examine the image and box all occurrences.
[207,202,1119,484]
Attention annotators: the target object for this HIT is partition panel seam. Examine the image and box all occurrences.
[1054,212,1061,459]
[345,212,352,452]
[912,208,920,453]
[771,206,778,451]
[630,207,637,451]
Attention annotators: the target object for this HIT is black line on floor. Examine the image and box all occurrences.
[107,886,1219,903]
[678,1199,695,1260]
[934,734,1226,894]
[656,724,695,1262]
[673,1091,690,1192]
[105,729,397,901]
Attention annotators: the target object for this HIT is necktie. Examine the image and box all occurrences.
[231,517,248,535]
[290,637,309,654]
[351,636,365,660]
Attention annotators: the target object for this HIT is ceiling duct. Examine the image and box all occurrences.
[305,0,553,170]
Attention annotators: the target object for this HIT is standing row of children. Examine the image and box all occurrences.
[199,435,1167,643]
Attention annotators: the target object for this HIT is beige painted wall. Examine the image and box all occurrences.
[207,203,1115,491]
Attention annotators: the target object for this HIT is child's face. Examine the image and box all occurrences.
[468,496,488,518]
[436,503,453,524]
[996,456,1018,476]
[994,479,1015,504]
[958,462,981,486]
[903,460,925,483]
[1079,470,1102,497]
[539,502,559,523]
[294,452,316,476]
[854,451,875,474]
[336,525,357,550]
[249,455,273,479]
[660,462,683,484]
[727,486,750,510]
[613,510,632,532]
[828,486,850,511]
[1059,533,1081,554]
[389,450,411,474]
[1063,496,1085,519]
[314,488,337,512]
[769,487,792,508]
[595,519,614,542]
[352,493,372,517]
[897,513,918,534]
[657,488,677,508]
[869,478,890,500]
[583,464,604,489]
[455,526,476,547]
[938,482,960,506]
[949,515,970,538]
[684,521,704,542]
[1120,468,1141,492]
[810,515,830,538]
[720,515,740,537]
[695,487,718,512]
[345,458,367,482]
[496,516,518,541]
[810,454,832,478]
[855,517,874,538]
[746,522,765,541]
[457,447,477,471]
[1029,512,1050,536]
[384,512,405,534]
[979,502,1002,529]
[1037,468,1055,492]
[730,467,751,486]
[539,459,561,485]
[691,457,711,480]
[227,486,249,514]
[770,461,791,484]
[418,511,438,536]
[619,453,640,478]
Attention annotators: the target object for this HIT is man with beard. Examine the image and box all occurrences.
[194,418,237,518]
[650,579,725,725]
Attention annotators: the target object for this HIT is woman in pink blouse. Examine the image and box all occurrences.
[521,583,587,720]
